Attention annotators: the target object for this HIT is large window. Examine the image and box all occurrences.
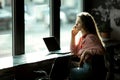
[0,0,12,57]
[25,0,50,54]
[0,0,83,57]
[25,0,83,54]
[60,0,83,49]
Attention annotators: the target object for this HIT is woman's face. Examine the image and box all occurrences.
[75,17,83,31]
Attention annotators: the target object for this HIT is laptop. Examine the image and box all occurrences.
[43,36,71,55]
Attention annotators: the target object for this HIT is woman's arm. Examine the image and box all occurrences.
[70,26,79,55]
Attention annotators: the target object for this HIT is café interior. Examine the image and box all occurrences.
[0,0,120,80]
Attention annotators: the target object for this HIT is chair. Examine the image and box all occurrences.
[34,55,70,80]
[92,55,107,80]
[50,56,70,80]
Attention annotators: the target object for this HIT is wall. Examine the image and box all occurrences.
[110,8,120,40]
[89,0,120,40]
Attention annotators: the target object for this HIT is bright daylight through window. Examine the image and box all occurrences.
[0,0,12,57]
[60,0,83,49]
[25,0,50,54]
[25,0,83,55]
[0,0,82,57]
[25,0,83,54]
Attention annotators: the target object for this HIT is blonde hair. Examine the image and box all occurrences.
[77,12,105,47]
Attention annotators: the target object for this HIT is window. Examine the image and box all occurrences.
[60,0,83,49]
[0,0,12,57]
[25,0,83,54]
[0,0,83,57]
[25,0,50,54]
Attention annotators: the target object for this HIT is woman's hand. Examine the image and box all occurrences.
[79,50,91,66]
[71,25,79,37]
[79,51,86,66]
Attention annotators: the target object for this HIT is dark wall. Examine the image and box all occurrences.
[84,0,120,40]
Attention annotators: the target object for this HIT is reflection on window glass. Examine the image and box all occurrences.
[0,0,12,57]
[25,0,50,53]
[60,0,83,49]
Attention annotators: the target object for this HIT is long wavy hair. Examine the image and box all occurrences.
[77,12,105,46]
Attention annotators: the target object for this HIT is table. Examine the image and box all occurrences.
[0,52,71,80]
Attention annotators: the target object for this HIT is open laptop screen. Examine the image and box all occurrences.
[43,36,61,51]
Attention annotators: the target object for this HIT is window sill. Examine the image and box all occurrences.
[0,52,71,70]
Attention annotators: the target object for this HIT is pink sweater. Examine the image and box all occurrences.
[70,34,104,56]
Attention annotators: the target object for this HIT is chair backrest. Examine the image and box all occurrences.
[50,56,70,80]
[92,55,107,80]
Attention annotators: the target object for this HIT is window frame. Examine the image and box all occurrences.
[12,0,25,55]
[12,0,83,55]
[12,0,61,55]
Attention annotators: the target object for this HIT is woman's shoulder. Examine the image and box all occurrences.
[86,34,99,41]
[86,34,98,38]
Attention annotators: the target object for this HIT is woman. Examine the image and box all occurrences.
[70,12,107,80]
